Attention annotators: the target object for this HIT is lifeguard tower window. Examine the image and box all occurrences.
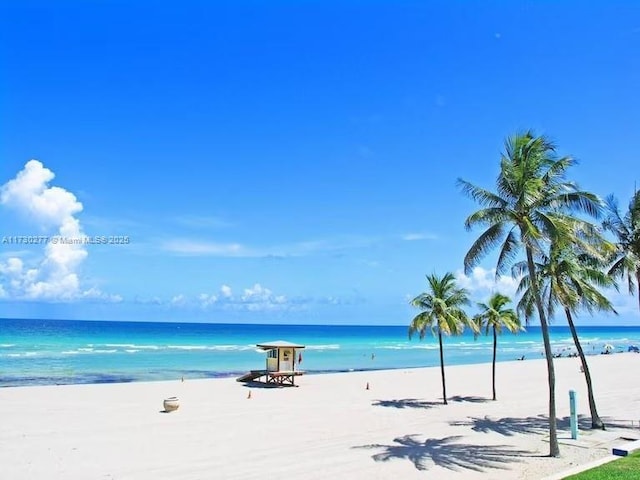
[268,349,277,359]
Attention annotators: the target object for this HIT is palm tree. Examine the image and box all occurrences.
[517,223,616,429]
[458,131,603,457]
[473,293,522,401]
[409,272,473,405]
[603,190,640,310]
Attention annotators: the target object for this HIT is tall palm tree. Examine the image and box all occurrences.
[458,131,603,457]
[516,223,617,430]
[409,272,473,405]
[473,293,522,401]
[603,190,640,310]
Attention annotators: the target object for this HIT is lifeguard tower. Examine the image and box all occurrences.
[236,340,305,386]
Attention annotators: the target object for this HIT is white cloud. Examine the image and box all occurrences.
[1,160,82,226]
[80,287,123,303]
[455,266,520,299]
[161,237,366,257]
[402,232,437,241]
[0,160,113,302]
[171,294,187,306]
[163,232,437,258]
[198,293,218,307]
[241,283,267,301]
[233,283,288,311]
[137,284,360,313]
[194,283,292,312]
[162,240,246,256]
[241,283,287,306]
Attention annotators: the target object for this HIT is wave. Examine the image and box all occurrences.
[500,347,540,352]
[99,343,259,352]
[609,337,640,344]
[64,349,118,355]
[305,344,341,351]
[5,352,39,358]
[167,345,209,351]
[104,344,160,350]
[2,344,265,356]
[167,344,257,351]
[381,344,439,350]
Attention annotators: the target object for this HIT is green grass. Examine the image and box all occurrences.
[563,451,640,479]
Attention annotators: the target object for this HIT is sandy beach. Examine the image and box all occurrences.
[2,353,639,480]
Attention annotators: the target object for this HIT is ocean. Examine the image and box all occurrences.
[1,318,639,387]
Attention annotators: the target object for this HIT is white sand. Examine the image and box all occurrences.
[2,353,639,479]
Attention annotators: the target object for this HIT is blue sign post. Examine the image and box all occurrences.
[569,390,578,440]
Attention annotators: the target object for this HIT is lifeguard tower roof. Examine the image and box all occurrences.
[256,340,305,350]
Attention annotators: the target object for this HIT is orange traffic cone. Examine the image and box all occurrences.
[366,382,370,390]
[247,390,252,399]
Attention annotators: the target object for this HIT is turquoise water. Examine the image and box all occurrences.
[1,318,639,387]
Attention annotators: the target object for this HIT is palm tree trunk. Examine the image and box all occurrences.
[492,326,497,401]
[526,246,560,457]
[565,308,604,429]
[438,331,447,405]
[636,270,640,311]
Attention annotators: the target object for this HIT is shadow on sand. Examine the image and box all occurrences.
[372,398,443,409]
[598,416,640,430]
[448,414,638,436]
[372,395,490,410]
[240,381,287,389]
[448,395,491,404]
[354,434,529,472]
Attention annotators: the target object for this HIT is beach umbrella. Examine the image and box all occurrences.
[603,344,614,351]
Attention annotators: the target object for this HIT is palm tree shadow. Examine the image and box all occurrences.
[449,395,490,404]
[372,398,442,409]
[450,414,593,436]
[354,434,529,471]
[599,416,640,430]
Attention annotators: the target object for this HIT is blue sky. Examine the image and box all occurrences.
[1,1,639,325]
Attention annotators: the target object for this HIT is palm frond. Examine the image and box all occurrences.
[549,190,603,219]
[495,228,520,276]
[474,292,522,336]
[464,207,510,230]
[408,272,471,340]
[463,223,505,274]
[457,179,508,209]
[540,155,573,186]
[603,194,629,238]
